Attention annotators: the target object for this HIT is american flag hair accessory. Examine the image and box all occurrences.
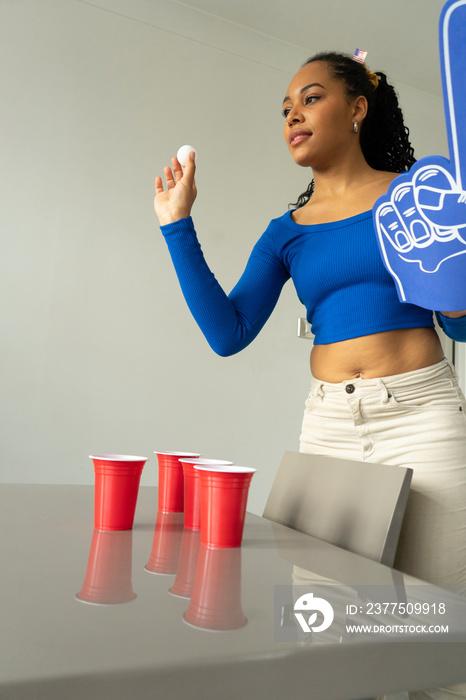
[353,49,368,64]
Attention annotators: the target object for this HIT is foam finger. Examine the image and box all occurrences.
[413,164,464,227]
[391,182,433,248]
[376,201,413,253]
[439,0,466,187]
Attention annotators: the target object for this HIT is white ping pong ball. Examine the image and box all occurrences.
[177,145,197,166]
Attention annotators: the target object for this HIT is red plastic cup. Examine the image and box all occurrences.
[155,451,200,512]
[180,459,233,530]
[169,528,201,598]
[144,511,184,575]
[76,529,136,605]
[195,466,256,548]
[90,454,147,531]
[183,545,247,630]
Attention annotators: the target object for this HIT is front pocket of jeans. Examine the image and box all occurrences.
[388,381,466,413]
[304,392,322,413]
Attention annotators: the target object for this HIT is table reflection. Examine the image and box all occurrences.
[145,511,184,575]
[169,528,201,599]
[144,510,247,630]
[76,529,137,605]
[183,545,247,631]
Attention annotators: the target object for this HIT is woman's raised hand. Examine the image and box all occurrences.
[154,152,197,226]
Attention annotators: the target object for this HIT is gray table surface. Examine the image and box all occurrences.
[1,484,465,700]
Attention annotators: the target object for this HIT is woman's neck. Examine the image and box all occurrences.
[310,155,383,201]
[293,164,398,225]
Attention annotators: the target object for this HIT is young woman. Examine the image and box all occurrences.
[154,54,466,692]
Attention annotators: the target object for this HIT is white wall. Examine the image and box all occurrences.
[0,0,459,515]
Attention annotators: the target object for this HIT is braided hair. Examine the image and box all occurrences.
[290,51,416,208]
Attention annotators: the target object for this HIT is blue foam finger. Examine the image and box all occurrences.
[391,181,432,246]
[375,162,466,307]
[413,163,466,227]
[414,166,456,213]
[376,202,412,253]
[440,0,466,188]
[419,191,466,228]
[372,0,466,311]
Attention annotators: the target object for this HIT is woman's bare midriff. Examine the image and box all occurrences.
[310,327,445,382]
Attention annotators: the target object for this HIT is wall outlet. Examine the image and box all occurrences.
[297,317,313,339]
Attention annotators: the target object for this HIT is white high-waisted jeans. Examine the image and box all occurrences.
[299,358,466,700]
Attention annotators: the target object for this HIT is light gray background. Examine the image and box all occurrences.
[1,0,463,515]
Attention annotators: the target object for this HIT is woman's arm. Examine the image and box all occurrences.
[154,153,289,356]
[435,311,466,342]
[160,217,289,356]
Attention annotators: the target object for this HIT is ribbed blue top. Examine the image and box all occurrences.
[160,211,460,356]
[259,210,433,345]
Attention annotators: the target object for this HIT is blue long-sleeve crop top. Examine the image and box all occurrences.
[160,210,466,356]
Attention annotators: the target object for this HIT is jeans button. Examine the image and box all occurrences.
[346,384,355,394]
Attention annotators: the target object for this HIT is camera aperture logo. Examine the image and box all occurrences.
[293,592,334,633]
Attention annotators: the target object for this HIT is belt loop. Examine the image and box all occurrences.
[444,358,456,385]
[379,379,392,403]
[310,378,325,400]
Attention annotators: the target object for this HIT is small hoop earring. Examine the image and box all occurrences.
[353,121,359,133]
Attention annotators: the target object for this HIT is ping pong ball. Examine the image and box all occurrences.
[177,145,197,166]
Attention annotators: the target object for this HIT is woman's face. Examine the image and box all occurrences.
[283,61,362,169]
